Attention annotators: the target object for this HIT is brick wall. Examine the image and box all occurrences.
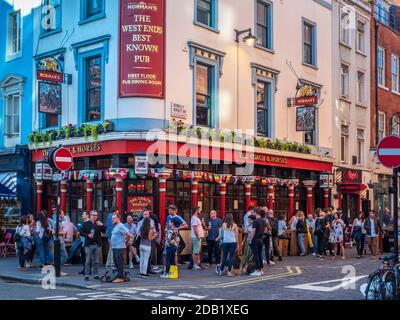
[370,12,400,148]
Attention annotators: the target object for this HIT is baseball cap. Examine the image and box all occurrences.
[168,204,177,210]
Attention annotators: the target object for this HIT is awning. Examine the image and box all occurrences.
[0,172,17,199]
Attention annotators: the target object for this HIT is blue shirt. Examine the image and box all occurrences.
[206,218,222,241]
[111,223,129,249]
[278,220,287,236]
[106,213,113,239]
[124,223,137,237]
[166,214,186,230]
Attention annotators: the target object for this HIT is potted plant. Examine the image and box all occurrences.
[90,124,99,141]
[47,130,56,146]
[65,124,75,139]
[76,125,84,137]
[102,120,114,133]
[28,132,35,145]
[57,127,66,139]
[82,124,91,140]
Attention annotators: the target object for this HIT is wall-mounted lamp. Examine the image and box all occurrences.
[234,28,257,47]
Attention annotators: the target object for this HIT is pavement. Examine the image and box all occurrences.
[0,247,384,300]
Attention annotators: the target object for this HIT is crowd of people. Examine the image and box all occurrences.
[12,203,400,283]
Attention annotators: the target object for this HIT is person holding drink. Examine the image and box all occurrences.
[206,210,222,265]
[80,210,107,281]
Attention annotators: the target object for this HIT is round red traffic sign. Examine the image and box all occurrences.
[377,135,400,168]
[53,147,73,171]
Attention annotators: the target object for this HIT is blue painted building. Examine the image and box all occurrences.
[0,0,34,216]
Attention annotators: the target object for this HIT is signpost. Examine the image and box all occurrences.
[377,135,400,263]
[47,147,73,277]
[51,147,73,171]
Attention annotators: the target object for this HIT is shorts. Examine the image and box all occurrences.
[192,238,201,255]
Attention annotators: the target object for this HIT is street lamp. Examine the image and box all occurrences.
[234,28,257,47]
[234,28,257,129]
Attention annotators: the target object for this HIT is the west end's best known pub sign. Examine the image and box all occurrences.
[119,0,165,98]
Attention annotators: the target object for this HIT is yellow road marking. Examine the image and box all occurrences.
[105,266,302,290]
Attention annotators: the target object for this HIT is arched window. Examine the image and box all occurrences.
[391,113,400,136]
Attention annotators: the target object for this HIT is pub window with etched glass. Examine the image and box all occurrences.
[196,63,213,127]
[4,94,20,136]
[85,55,102,122]
[256,80,271,137]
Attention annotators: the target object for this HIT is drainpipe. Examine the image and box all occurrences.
[375,18,379,147]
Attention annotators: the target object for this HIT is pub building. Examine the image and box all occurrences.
[335,167,369,220]
[31,138,333,230]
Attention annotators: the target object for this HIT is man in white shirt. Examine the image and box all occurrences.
[243,206,254,236]
[190,206,204,270]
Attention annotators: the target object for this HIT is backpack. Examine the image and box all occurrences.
[271,218,279,237]
[99,269,130,282]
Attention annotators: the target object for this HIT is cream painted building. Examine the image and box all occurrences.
[331,0,372,217]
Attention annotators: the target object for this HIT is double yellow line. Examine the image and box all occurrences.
[111,266,302,290]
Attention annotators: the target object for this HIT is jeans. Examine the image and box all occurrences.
[17,245,29,268]
[113,248,125,278]
[368,237,378,256]
[150,240,158,266]
[106,240,114,267]
[85,245,100,276]
[312,235,318,254]
[207,240,220,264]
[263,235,271,263]
[317,233,326,256]
[251,239,264,271]
[220,242,237,272]
[165,246,177,274]
[35,237,53,265]
[139,244,152,275]
[60,243,68,266]
[271,236,281,259]
[297,233,306,254]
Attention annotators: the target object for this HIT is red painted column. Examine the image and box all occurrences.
[86,180,93,212]
[268,184,274,210]
[358,192,362,213]
[289,185,295,219]
[245,183,252,212]
[220,183,226,219]
[307,186,314,216]
[60,180,67,213]
[159,178,167,232]
[116,178,123,214]
[191,180,198,208]
[36,181,43,213]
[324,188,330,209]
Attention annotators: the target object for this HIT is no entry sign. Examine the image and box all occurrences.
[52,147,73,171]
[377,135,400,168]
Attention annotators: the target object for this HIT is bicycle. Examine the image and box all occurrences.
[365,254,397,300]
